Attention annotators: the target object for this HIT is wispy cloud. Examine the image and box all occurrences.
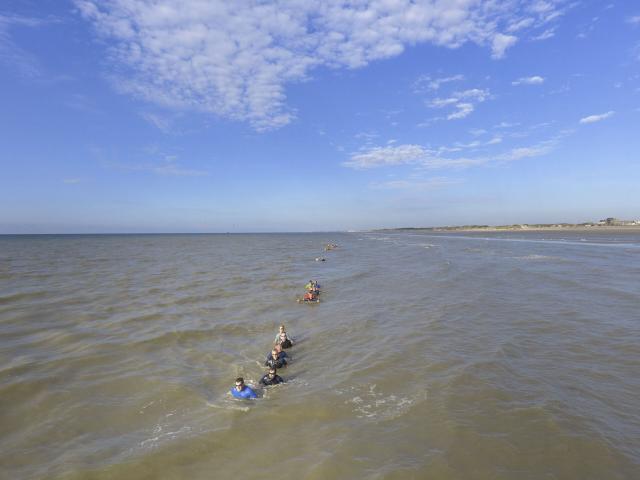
[0,14,55,78]
[429,88,491,120]
[63,178,82,184]
[150,162,209,177]
[344,122,571,175]
[76,0,568,130]
[105,154,209,177]
[140,112,173,133]
[413,74,464,93]
[531,28,556,40]
[344,144,429,169]
[579,111,614,124]
[491,33,518,59]
[512,75,545,85]
[627,16,640,25]
[344,135,558,171]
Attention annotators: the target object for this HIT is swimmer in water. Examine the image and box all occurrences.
[274,324,287,343]
[274,344,288,359]
[259,367,284,386]
[302,290,318,303]
[275,330,293,348]
[274,325,293,348]
[230,377,257,399]
[265,348,288,368]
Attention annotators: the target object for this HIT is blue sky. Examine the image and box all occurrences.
[1,0,639,232]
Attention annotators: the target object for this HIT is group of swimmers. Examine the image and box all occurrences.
[298,280,320,303]
[231,245,335,399]
[230,324,293,399]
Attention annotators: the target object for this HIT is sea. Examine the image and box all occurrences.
[1,231,639,479]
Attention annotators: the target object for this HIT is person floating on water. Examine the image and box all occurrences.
[274,325,293,349]
[302,290,319,303]
[259,367,284,386]
[273,343,288,359]
[305,280,320,293]
[230,377,257,399]
[265,344,288,364]
[265,348,288,368]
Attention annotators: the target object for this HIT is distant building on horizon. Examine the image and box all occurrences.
[599,217,639,226]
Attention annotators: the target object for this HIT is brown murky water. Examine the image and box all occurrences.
[1,232,639,479]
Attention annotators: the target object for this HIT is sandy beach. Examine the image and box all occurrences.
[389,225,640,233]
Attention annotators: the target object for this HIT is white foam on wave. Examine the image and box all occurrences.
[138,425,192,449]
[206,401,250,412]
[404,233,640,249]
[511,254,557,261]
[340,383,426,420]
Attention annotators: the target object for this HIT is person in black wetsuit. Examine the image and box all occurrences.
[259,367,284,386]
[265,348,287,369]
[273,344,288,359]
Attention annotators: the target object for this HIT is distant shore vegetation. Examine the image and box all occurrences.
[377,217,640,232]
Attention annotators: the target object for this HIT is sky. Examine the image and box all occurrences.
[1,0,639,233]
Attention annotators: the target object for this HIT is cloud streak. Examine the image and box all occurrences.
[0,14,55,78]
[344,130,565,171]
[512,75,545,85]
[579,111,614,124]
[428,88,491,120]
[76,0,569,130]
[105,156,209,177]
[413,74,464,93]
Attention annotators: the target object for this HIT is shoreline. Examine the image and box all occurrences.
[377,225,640,233]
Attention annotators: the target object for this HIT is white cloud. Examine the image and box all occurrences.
[76,0,568,130]
[414,74,464,92]
[344,144,430,169]
[531,28,556,40]
[491,33,518,59]
[506,18,534,33]
[627,16,640,25]
[494,121,521,129]
[512,75,545,85]
[579,111,614,124]
[345,130,565,172]
[342,134,565,170]
[448,103,474,120]
[429,88,490,120]
[496,145,550,162]
[63,178,82,184]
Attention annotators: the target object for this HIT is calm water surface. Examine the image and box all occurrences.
[1,232,639,479]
